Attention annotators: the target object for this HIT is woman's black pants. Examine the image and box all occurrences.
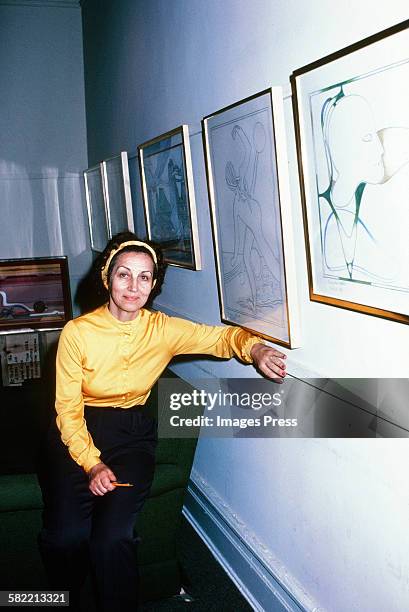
[37,406,157,612]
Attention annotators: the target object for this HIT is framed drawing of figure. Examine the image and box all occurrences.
[138,125,201,269]
[203,88,301,348]
[292,19,409,324]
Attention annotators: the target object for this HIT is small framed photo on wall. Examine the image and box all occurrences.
[138,125,201,269]
[203,88,301,348]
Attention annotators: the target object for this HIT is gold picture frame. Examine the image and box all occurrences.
[291,19,409,324]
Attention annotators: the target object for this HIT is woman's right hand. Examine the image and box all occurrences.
[88,462,117,496]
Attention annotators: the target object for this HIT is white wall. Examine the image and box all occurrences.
[82,2,409,610]
[0,2,91,309]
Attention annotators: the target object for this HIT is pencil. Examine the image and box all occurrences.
[112,482,134,487]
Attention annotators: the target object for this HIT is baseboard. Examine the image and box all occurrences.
[183,480,308,612]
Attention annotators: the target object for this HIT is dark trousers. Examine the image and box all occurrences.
[37,406,157,612]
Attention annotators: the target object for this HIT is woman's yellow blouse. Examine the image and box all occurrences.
[55,304,263,473]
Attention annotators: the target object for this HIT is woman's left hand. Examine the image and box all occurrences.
[250,343,287,380]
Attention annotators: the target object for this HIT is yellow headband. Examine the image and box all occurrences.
[101,240,158,289]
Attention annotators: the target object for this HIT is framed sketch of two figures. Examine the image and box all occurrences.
[292,20,409,325]
[203,89,301,348]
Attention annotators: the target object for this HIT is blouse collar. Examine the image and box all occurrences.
[102,303,144,328]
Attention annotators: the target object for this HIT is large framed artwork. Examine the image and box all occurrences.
[292,20,409,324]
[102,152,135,237]
[0,257,72,331]
[203,89,301,348]
[138,125,201,269]
[84,164,109,252]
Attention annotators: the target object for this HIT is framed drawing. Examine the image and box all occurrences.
[203,88,301,348]
[0,257,72,332]
[138,125,201,269]
[102,152,135,237]
[292,19,409,324]
[84,164,109,252]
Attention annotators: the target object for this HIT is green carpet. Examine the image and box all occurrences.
[139,516,252,611]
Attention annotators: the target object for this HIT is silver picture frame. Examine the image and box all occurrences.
[203,88,301,348]
[84,163,109,253]
[138,125,201,269]
[84,152,135,252]
[102,151,134,237]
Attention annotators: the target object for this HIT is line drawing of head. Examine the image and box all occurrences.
[318,84,409,283]
[322,91,385,207]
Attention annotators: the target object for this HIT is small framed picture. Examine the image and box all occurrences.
[102,152,135,237]
[138,125,201,269]
[84,164,109,252]
[203,88,301,348]
[291,19,409,324]
[0,257,72,331]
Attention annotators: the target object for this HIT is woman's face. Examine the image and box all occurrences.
[108,251,154,321]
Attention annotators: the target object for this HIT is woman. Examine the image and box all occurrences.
[37,232,286,612]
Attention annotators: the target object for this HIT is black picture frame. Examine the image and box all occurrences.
[0,256,72,331]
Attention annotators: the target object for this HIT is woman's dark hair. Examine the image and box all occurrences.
[77,232,166,312]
